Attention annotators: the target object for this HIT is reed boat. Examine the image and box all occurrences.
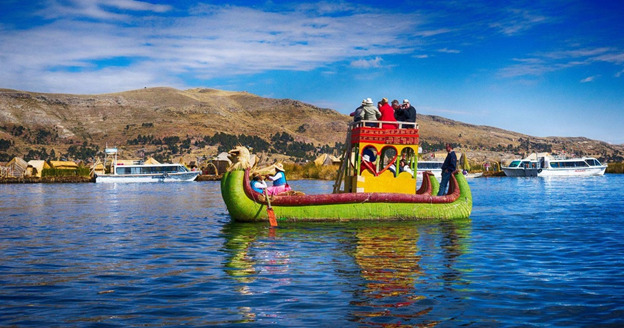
[221,120,472,222]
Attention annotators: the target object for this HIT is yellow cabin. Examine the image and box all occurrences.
[334,121,419,195]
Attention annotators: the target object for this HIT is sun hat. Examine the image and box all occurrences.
[365,98,373,104]
[275,163,285,171]
[361,99,367,105]
[403,99,410,104]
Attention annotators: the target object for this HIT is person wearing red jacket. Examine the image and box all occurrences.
[378,98,398,129]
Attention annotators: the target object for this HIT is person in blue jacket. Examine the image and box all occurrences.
[266,163,292,195]
[250,173,267,194]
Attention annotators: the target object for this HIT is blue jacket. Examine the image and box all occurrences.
[251,180,267,194]
[270,171,287,186]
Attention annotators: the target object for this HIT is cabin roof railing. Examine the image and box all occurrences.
[348,120,419,130]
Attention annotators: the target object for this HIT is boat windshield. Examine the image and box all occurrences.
[508,161,521,167]
[585,158,602,166]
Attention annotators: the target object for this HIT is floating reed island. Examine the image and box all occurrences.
[0,176,95,184]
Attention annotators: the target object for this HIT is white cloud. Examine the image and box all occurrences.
[39,0,172,20]
[595,52,624,64]
[580,76,596,83]
[489,8,549,36]
[106,0,171,12]
[498,47,624,79]
[350,57,383,68]
[437,48,460,54]
[1,3,437,93]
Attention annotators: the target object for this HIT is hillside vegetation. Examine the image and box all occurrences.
[1,87,622,165]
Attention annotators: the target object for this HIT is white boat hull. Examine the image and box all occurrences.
[95,171,200,183]
[537,166,606,177]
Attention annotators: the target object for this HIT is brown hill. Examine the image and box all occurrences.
[1,87,622,164]
[0,87,347,144]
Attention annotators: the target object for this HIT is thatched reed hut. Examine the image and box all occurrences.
[4,157,28,178]
[27,160,51,178]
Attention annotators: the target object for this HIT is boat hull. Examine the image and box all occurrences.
[95,171,200,183]
[538,166,606,177]
[503,166,606,177]
[502,167,539,177]
[221,170,472,222]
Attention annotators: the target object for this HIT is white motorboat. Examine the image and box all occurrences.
[95,148,200,183]
[502,153,606,177]
[501,159,540,177]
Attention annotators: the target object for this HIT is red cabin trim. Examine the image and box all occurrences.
[351,126,419,145]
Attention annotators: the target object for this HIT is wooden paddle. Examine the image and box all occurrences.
[264,189,278,227]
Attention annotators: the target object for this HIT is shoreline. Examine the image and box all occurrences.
[1,174,223,184]
[0,176,95,184]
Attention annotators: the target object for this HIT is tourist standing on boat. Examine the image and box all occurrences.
[437,143,457,196]
[350,99,366,122]
[401,99,417,127]
[378,98,398,129]
[266,163,292,196]
[392,99,403,119]
[250,173,268,194]
[361,98,381,127]
[394,99,416,128]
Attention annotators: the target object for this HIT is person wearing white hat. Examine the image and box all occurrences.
[266,163,292,195]
[361,97,381,127]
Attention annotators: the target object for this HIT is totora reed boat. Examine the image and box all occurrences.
[220,120,472,222]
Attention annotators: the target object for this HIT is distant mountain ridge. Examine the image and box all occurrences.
[1,87,622,163]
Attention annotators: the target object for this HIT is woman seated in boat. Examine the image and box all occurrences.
[399,159,414,176]
[266,163,292,196]
[250,173,268,194]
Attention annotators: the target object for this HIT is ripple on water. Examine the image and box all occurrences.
[1,177,624,327]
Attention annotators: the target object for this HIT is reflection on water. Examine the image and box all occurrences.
[222,220,472,326]
[351,224,426,325]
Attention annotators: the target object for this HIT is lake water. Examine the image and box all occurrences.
[1,175,623,327]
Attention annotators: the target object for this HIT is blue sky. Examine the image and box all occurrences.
[1,0,623,144]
